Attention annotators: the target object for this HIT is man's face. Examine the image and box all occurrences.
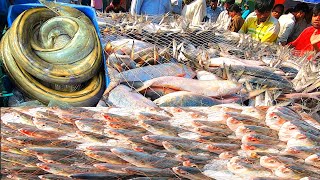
[224,3,231,10]
[210,1,218,9]
[271,7,282,19]
[312,13,320,29]
[229,11,236,18]
[255,10,271,23]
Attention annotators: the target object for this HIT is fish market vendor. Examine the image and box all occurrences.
[238,0,280,43]
[181,0,207,25]
[130,0,172,15]
[289,3,320,55]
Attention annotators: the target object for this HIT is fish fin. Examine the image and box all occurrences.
[130,40,135,60]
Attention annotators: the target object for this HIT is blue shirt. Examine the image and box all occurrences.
[206,6,222,22]
[242,9,250,20]
[172,0,183,14]
[131,0,172,15]
[0,0,10,16]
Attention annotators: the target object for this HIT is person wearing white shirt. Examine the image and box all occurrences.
[277,3,309,45]
[130,0,172,16]
[181,0,207,25]
[216,0,234,30]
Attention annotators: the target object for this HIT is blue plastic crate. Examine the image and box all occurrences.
[7,3,110,89]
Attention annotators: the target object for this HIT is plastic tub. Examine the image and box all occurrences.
[7,3,110,88]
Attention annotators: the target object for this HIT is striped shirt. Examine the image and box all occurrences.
[239,15,280,43]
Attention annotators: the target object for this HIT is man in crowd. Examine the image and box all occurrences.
[228,4,244,32]
[277,3,309,45]
[271,4,284,19]
[181,0,206,25]
[130,0,172,15]
[105,0,126,12]
[289,3,320,55]
[239,0,279,43]
[287,3,310,43]
[241,4,250,20]
[206,0,223,22]
[216,0,235,30]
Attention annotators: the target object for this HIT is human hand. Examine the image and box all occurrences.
[310,29,320,45]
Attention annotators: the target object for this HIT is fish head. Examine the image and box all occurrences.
[219,152,236,159]
[162,141,174,150]
[260,156,282,169]
[283,147,302,155]
[107,122,121,129]
[227,161,248,174]
[265,112,286,130]
[17,128,34,137]
[6,137,27,145]
[275,166,299,179]
[36,163,51,171]
[141,135,157,144]
[241,144,257,151]
[226,117,243,131]
[305,154,320,164]
[36,155,56,164]
[242,134,261,144]
[207,144,222,152]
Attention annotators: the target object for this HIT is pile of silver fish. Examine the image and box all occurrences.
[0,1,104,107]
[1,104,320,179]
[99,34,320,110]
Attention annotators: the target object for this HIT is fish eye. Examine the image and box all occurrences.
[268,160,275,163]
[272,116,278,119]
[288,127,296,130]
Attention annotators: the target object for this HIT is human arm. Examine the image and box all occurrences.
[310,29,320,53]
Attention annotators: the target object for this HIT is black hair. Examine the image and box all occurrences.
[285,8,293,14]
[225,0,235,5]
[272,4,284,14]
[255,0,275,13]
[313,3,320,15]
[229,4,241,13]
[210,0,218,2]
[112,0,121,5]
[293,3,309,14]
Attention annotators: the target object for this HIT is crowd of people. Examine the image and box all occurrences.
[1,0,320,56]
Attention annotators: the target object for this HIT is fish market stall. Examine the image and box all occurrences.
[1,1,320,180]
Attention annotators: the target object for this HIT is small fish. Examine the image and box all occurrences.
[154,91,221,107]
[305,153,320,168]
[142,135,199,146]
[33,117,76,133]
[242,134,285,146]
[162,141,211,155]
[75,130,111,143]
[104,128,147,139]
[259,155,301,170]
[75,119,107,135]
[18,127,62,139]
[37,163,101,177]
[287,132,320,147]
[191,120,229,129]
[226,115,265,132]
[110,147,181,168]
[281,146,320,159]
[139,120,185,136]
[235,125,278,139]
[194,126,233,136]
[274,165,320,179]
[36,152,95,165]
[175,154,212,165]
[84,151,129,164]
[172,166,212,180]
[207,143,240,154]
[241,143,283,154]
[1,152,40,167]
[38,174,72,180]
[102,113,140,124]
[196,136,241,144]
[123,166,175,177]
[70,172,122,179]
[227,161,273,178]
[21,147,81,157]
[6,136,79,148]
[93,163,132,174]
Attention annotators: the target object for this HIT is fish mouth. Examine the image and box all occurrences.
[37,163,50,171]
